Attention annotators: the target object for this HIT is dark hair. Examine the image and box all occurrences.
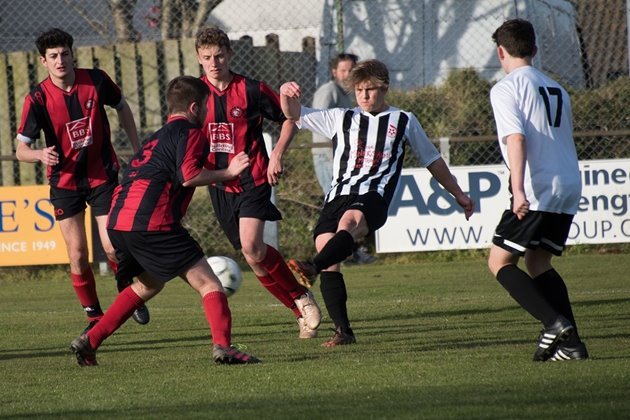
[35,28,73,56]
[492,19,536,58]
[166,76,210,114]
[329,52,359,71]
[346,59,389,90]
[195,26,232,52]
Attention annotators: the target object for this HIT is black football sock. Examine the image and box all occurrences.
[313,230,354,272]
[534,269,581,346]
[319,271,352,334]
[496,264,559,326]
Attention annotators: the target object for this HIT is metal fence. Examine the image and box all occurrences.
[0,0,628,260]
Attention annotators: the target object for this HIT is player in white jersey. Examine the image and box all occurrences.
[279,60,474,347]
[488,19,588,362]
[312,52,376,265]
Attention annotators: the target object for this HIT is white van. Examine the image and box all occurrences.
[208,0,585,89]
[0,0,584,89]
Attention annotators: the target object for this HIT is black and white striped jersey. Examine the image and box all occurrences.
[299,106,441,205]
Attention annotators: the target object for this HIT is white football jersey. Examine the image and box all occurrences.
[490,65,581,214]
[299,106,441,204]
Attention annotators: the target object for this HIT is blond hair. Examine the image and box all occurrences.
[345,59,389,90]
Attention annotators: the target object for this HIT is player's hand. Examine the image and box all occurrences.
[267,153,284,186]
[456,194,475,221]
[225,152,250,179]
[512,193,529,220]
[40,145,59,166]
[280,82,301,98]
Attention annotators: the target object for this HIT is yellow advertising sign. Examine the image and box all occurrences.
[0,185,92,266]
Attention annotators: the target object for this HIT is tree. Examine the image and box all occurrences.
[108,0,140,42]
[107,0,224,42]
[161,0,224,39]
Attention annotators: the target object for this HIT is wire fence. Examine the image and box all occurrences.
[0,0,628,260]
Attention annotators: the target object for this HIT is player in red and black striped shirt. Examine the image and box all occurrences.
[194,27,322,339]
[69,76,260,366]
[15,28,147,331]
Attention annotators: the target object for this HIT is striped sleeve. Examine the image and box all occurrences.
[177,127,207,184]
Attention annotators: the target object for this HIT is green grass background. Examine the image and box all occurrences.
[1,253,629,419]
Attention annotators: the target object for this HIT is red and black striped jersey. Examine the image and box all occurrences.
[107,116,208,232]
[200,73,286,193]
[17,68,122,190]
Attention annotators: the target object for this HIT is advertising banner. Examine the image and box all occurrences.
[0,185,92,266]
[376,159,630,253]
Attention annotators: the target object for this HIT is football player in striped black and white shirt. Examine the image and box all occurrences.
[279,60,474,347]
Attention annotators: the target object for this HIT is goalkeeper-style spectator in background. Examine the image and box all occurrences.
[311,53,358,193]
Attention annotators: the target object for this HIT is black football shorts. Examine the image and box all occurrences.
[49,180,117,220]
[208,183,282,249]
[492,210,574,256]
[108,228,205,282]
[313,191,388,239]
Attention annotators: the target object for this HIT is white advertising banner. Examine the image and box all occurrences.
[375,159,630,253]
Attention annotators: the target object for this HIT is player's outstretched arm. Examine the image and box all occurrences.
[427,158,475,220]
[279,81,302,120]
[182,151,250,187]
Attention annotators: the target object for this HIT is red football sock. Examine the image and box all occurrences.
[87,286,144,350]
[202,291,232,347]
[107,260,118,274]
[71,269,103,321]
[257,274,301,318]
[259,246,307,300]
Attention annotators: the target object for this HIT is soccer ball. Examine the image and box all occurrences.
[207,256,242,297]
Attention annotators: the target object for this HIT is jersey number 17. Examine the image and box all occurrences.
[538,86,563,127]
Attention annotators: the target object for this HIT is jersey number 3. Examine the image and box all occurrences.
[131,139,158,168]
[538,86,563,127]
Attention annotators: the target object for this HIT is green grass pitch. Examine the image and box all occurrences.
[1,253,629,418]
